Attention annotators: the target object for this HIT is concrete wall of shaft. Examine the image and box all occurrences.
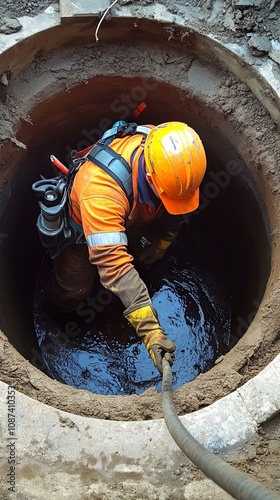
[0,12,279,420]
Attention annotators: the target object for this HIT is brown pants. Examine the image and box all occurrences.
[46,243,97,314]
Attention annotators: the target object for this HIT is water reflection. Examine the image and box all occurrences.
[33,226,231,395]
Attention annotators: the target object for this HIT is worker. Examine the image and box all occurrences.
[44,121,207,373]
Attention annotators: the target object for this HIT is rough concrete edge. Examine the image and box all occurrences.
[94,4,280,125]
[0,5,279,124]
[0,5,59,54]
[0,354,279,459]
[0,3,278,461]
[0,4,279,125]
[59,0,110,20]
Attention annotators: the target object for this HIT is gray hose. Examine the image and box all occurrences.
[161,358,280,500]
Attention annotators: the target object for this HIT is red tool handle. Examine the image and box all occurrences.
[50,155,69,174]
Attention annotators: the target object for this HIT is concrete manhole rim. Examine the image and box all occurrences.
[0,12,279,425]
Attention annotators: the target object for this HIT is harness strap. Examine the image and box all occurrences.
[86,144,133,207]
[70,123,151,212]
[34,121,152,257]
[101,121,138,144]
[135,125,151,136]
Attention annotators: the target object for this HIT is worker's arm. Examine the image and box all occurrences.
[79,193,176,372]
[93,248,176,373]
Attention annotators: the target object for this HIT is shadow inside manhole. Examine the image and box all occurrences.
[33,218,232,395]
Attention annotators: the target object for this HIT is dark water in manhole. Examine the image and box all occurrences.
[33,223,231,396]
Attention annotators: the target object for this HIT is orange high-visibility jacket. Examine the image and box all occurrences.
[69,133,166,288]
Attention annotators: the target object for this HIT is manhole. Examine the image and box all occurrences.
[0,18,279,421]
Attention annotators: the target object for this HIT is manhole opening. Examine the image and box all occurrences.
[0,75,270,398]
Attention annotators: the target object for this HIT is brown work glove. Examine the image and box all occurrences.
[124,304,176,373]
[139,239,172,266]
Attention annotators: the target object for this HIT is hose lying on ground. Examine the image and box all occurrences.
[161,358,280,500]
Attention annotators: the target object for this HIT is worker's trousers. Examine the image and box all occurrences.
[45,243,97,314]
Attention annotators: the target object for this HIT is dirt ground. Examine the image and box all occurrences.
[170,411,280,497]
[1,0,280,53]
[225,411,280,496]
[0,0,53,19]
[0,0,279,496]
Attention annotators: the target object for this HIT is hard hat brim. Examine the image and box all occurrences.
[158,187,200,215]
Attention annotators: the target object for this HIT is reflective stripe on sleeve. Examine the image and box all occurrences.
[86,231,128,248]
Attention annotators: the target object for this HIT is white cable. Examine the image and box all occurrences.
[95,0,119,43]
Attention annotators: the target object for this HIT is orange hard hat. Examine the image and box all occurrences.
[144,122,206,215]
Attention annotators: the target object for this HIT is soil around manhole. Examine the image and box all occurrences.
[0,332,279,421]
[0,0,279,62]
[0,4,279,499]
[0,6,279,423]
[0,74,279,420]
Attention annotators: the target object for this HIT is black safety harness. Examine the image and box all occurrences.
[32,121,149,258]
